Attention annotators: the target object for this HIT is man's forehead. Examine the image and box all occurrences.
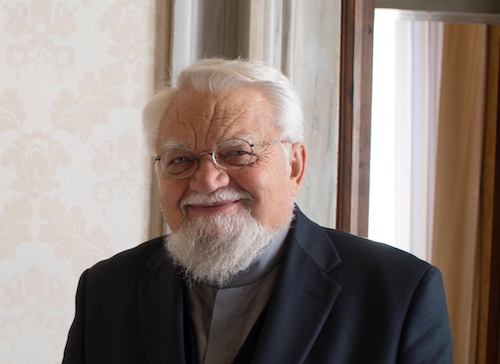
[165,87,271,120]
[158,87,277,147]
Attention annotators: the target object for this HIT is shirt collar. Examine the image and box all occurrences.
[218,226,289,288]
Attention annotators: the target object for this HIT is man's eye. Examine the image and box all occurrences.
[221,150,252,165]
[228,150,250,156]
[168,156,192,166]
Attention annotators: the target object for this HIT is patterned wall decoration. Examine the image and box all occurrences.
[0,1,156,362]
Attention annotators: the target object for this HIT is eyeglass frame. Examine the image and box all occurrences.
[155,138,289,179]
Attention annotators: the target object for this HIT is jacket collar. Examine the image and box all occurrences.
[251,207,342,363]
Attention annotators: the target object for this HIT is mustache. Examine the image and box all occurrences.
[180,188,253,211]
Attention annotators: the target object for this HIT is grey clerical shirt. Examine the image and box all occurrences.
[187,227,289,364]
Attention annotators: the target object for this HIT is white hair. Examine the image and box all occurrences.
[142,58,305,156]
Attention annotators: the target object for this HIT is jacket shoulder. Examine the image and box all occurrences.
[85,236,166,284]
[292,208,433,281]
[326,227,429,268]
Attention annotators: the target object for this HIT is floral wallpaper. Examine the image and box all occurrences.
[0,1,156,362]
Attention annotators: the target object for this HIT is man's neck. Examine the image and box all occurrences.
[215,225,289,288]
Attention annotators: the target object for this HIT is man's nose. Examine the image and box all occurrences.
[189,155,230,194]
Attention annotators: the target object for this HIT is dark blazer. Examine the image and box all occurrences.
[62,208,452,363]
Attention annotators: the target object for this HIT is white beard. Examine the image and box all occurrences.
[164,189,292,286]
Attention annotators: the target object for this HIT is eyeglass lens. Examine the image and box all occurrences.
[160,139,255,177]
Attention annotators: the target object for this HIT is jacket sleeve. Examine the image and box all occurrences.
[62,270,88,364]
[398,266,452,363]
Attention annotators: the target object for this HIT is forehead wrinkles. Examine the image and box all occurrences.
[161,88,276,150]
[160,93,214,149]
[203,95,273,144]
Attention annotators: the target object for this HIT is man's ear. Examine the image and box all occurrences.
[288,142,306,196]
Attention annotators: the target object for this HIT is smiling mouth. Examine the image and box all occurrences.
[186,199,242,214]
[181,189,253,216]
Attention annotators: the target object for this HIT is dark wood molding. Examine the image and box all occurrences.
[337,0,355,233]
[486,40,500,364]
[337,0,374,236]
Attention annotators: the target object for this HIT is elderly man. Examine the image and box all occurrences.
[62,58,452,363]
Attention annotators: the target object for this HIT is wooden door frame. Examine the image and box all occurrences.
[487,49,500,364]
[337,0,374,236]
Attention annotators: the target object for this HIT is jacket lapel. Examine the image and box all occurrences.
[138,247,188,364]
[252,209,342,363]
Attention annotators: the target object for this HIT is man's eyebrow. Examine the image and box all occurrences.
[161,140,192,151]
[160,134,259,152]
[235,133,255,142]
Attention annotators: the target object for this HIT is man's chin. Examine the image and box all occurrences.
[165,208,276,286]
[180,211,240,239]
[185,209,234,223]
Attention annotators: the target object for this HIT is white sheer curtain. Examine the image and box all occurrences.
[369,10,443,261]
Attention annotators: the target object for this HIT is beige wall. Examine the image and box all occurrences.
[0,2,156,362]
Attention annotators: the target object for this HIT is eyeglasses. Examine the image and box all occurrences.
[155,138,286,179]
